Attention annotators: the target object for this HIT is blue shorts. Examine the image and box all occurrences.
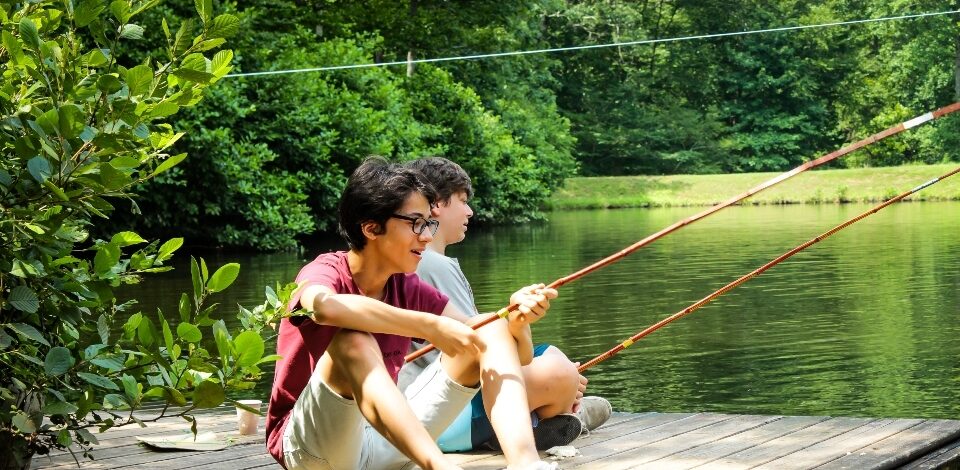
[437,343,551,452]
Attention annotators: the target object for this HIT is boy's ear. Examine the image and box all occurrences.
[361,220,383,241]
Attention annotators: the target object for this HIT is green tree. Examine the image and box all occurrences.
[0,1,285,466]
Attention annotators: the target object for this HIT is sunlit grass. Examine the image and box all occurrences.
[547,163,960,210]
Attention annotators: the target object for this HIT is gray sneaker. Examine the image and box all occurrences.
[575,396,612,432]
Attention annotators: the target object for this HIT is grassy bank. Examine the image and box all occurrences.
[547,163,960,210]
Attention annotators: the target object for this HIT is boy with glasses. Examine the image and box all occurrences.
[399,157,612,453]
[266,156,561,470]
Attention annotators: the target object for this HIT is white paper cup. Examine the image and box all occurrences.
[235,399,262,435]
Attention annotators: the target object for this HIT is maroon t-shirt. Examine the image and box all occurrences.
[265,251,448,466]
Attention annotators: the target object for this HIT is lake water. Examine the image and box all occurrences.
[124,202,960,419]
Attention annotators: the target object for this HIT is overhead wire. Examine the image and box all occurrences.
[225,9,960,78]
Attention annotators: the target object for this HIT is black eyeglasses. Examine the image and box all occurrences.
[390,214,440,236]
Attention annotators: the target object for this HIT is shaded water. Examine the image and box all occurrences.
[125,202,960,419]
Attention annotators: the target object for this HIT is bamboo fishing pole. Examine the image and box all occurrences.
[577,165,960,373]
[405,101,960,363]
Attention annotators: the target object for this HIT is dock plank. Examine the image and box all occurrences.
[819,419,960,470]
[755,418,924,469]
[29,411,960,469]
[706,417,873,469]
[636,415,830,470]
[590,414,781,469]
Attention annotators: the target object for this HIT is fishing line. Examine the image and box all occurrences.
[225,10,960,78]
[405,102,960,363]
[577,164,960,372]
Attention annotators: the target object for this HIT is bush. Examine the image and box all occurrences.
[0,0,284,465]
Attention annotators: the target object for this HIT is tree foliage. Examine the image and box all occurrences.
[0,0,287,463]
[107,0,960,249]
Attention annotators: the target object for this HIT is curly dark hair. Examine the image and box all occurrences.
[404,157,473,203]
[337,156,438,250]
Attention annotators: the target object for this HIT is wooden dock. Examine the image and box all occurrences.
[30,408,960,469]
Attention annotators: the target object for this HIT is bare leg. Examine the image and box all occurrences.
[522,346,579,419]
[323,329,459,470]
[442,320,540,469]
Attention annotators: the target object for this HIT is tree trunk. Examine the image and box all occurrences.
[955,32,959,100]
[407,0,419,77]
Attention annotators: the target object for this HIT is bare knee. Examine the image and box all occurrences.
[524,348,579,418]
[328,329,381,364]
[324,330,384,398]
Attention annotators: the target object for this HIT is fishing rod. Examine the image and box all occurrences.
[577,164,960,373]
[405,101,960,363]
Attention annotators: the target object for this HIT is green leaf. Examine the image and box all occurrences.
[206,14,240,39]
[84,343,109,360]
[178,293,191,323]
[212,320,230,364]
[90,354,125,371]
[77,372,119,390]
[121,374,141,404]
[172,19,194,56]
[94,243,121,276]
[192,380,224,408]
[27,156,52,183]
[257,354,283,365]
[137,316,156,347]
[43,180,69,202]
[97,74,122,93]
[58,104,86,139]
[119,24,144,40]
[122,312,143,340]
[0,330,12,349]
[172,67,214,84]
[8,323,49,346]
[163,386,187,406]
[190,257,202,300]
[42,401,79,416]
[206,263,240,293]
[111,231,147,247]
[110,0,130,22]
[160,311,173,351]
[98,314,110,344]
[176,322,202,343]
[150,153,186,178]
[12,411,36,433]
[44,347,75,376]
[9,285,40,313]
[74,1,107,27]
[2,31,24,65]
[195,0,213,24]
[193,38,225,52]
[150,101,180,118]
[233,331,264,368]
[82,49,109,67]
[211,49,233,77]
[125,64,153,96]
[157,238,183,262]
[19,18,41,50]
[103,393,129,409]
[58,429,73,447]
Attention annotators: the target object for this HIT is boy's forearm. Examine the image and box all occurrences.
[511,323,534,365]
[308,292,435,339]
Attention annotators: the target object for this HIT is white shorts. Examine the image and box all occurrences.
[282,358,478,470]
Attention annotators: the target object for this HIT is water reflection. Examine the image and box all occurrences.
[122,202,960,419]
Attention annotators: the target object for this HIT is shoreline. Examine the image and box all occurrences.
[546,163,960,210]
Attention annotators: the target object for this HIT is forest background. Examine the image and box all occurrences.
[113,0,960,251]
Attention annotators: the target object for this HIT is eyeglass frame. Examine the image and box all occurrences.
[390,213,440,236]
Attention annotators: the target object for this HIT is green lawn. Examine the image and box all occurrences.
[547,163,960,210]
